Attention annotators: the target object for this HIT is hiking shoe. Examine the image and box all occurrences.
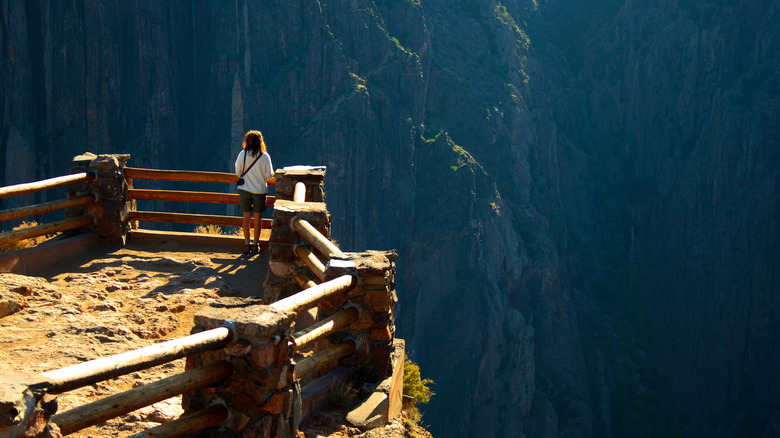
[244,244,253,255]
[252,243,259,254]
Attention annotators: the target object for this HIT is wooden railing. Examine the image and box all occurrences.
[44,328,235,436]
[0,172,96,247]
[124,166,276,232]
[36,231,359,436]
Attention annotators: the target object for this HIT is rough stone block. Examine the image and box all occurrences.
[261,391,288,415]
[269,226,298,245]
[367,343,392,378]
[249,343,278,369]
[225,339,252,357]
[269,261,297,278]
[268,244,294,263]
[272,200,329,225]
[243,414,271,438]
[362,289,392,312]
[194,301,295,339]
[346,391,388,431]
[370,326,393,342]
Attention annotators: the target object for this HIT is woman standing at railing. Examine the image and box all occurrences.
[235,130,274,255]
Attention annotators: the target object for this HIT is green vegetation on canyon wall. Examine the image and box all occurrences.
[2,0,777,437]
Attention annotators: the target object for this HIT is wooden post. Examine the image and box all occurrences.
[295,246,327,282]
[293,272,318,289]
[52,360,233,436]
[293,307,359,349]
[293,181,306,203]
[271,274,355,314]
[293,218,343,257]
[42,327,233,393]
[0,172,93,199]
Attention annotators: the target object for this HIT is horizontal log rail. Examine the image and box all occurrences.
[293,272,318,289]
[295,246,327,282]
[295,340,356,379]
[129,211,272,229]
[0,215,93,247]
[0,193,95,223]
[0,172,93,199]
[52,360,234,436]
[124,166,275,187]
[293,307,359,349]
[128,189,275,207]
[130,189,239,204]
[293,218,343,257]
[271,274,355,314]
[42,327,234,394]
[132,405,229,438]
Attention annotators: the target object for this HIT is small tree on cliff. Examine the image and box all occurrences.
[403,355,434,420]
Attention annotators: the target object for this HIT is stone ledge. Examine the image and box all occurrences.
[194,300,296,338]
[346,339,405,431]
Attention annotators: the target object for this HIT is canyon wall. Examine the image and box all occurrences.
[1,0,777,437]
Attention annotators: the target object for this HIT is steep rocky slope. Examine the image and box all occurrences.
[1,1,777,437]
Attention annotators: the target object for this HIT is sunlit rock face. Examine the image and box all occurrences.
[1,0,777,437]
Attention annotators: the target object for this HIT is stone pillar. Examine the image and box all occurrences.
[273,166,326,203]
[324,251,398,379]
[183,298,299,438]
[67,153,131,242]
[264,201,332,304]
[0,374,60,438]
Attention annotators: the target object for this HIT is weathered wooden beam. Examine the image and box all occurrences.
[124,167,276,186]
[295,246,327,281]
[0,215,93,247]
[129,189,240,204]
[293,272,318,289]
[0,172,93,199]
[128,211,272,229]
[124,167,238,184]
[52,360,233,436]
[271,274,355,314]
[293,181,306,203]
[42,327,233,393]
[0,194,95,222]
[293,307,359,349]
[127,404,228,438]
[293,218,343,257]
[296,341,356,379]
[128,189,275,207]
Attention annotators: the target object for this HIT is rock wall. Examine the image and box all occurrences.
[1,0,778,437]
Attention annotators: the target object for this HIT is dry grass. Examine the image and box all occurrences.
[0,221,60,253]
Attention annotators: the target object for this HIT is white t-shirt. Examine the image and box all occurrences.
[235,150,273,194]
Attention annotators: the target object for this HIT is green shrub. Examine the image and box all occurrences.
[403,355,434,420]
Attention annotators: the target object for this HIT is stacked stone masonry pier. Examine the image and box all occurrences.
[180,166,403,436]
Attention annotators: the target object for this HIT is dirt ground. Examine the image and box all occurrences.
[0,235,269,437]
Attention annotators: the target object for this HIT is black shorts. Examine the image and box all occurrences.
[239,190,267,213]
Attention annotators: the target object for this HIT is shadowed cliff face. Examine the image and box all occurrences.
[1,0,778,437]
